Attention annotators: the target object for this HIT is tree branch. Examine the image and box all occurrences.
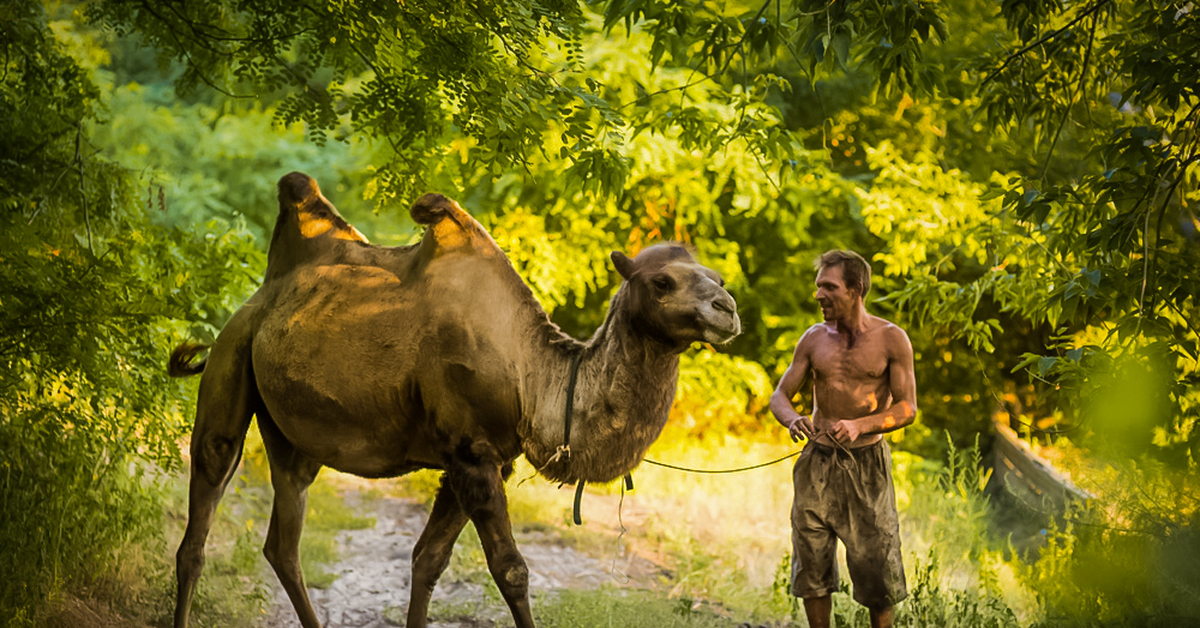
[74,127,93,254]
[981,0,1111,88]
[1038,8,1099,180]
[618,0,775,111]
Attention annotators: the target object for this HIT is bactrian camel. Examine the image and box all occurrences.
[168,172,741,628]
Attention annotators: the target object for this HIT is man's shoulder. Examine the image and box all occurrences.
[791,322,831,356]
[868,316,913,351]
[799,321,835,342]
[867,315,907,334]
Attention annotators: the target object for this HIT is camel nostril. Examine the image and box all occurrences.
[713,298,734,315]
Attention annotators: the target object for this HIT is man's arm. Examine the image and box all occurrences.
[827,325,918,444]
[770,330,817,442]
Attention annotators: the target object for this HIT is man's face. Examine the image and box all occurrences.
[815,264,858,322]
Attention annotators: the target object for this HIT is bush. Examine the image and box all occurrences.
[0,412,163,626]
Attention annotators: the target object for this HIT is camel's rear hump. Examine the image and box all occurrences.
[410,192,503,258]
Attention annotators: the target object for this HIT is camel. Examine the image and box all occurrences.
[167,172,741,628]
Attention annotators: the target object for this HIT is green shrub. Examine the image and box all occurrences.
[0,412,162,625]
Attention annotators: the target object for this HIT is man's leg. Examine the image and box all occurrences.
[843,442,906,627]
[868,604,894,628]
[802,595,832,628]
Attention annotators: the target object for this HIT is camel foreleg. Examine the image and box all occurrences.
[406,480,470,628]
[259,413,324,628]
[449,460,535,628]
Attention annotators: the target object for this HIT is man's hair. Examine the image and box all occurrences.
[816,249,871,297]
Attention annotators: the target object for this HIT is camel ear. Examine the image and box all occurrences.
[611,251,636,280]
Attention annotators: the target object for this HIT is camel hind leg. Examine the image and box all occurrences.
[174,338,257,628]
[258,411,324,628]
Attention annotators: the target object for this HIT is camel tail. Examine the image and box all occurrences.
[169,342,209,377]
[410,193,459,225]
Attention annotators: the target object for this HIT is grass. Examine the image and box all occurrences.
[35,413,1199,628]
[511,432,800,616]
[424,429,1047,627]
[534,587,745,628]
[196,422,1200,628]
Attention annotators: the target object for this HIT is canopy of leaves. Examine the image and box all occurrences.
[75,0,1199,460]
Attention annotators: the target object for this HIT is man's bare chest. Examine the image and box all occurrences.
[811,342,889,383]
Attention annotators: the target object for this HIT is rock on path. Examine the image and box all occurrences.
[261,492,653,628]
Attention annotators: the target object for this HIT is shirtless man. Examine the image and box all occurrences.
[769,250,917,628]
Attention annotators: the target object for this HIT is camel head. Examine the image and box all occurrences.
[610,243,741,351]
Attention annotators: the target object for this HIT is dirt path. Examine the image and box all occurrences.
[261,491,659,628]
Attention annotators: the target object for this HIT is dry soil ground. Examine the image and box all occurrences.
[261,490,661,628]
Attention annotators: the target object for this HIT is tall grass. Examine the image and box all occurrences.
[22,408,1194,627]
[25,420,379,628]
[0,405,173,628]
[464,429,1042,626]
[191,422,1200,628]
[1015,440,1200,627]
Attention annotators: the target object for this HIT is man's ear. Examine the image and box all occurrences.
[611,251,636,280]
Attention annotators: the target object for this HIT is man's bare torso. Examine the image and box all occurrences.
[807,316,897,448]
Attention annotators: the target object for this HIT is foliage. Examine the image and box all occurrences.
[88,83,380,243]
[73,0,1200,455]
[0,0,262,620]
[871,1,1199,458]
[894,554,1022,628]
[606,0,1200,463]
[1016,439,1200,625]
[83,0,607,204]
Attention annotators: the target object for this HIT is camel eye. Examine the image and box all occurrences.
[652,276,674,291]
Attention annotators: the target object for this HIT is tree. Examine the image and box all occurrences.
[604,0,1200,460]
[80,0,1199,456]
[0,1,262,620]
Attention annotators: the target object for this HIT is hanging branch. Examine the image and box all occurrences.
[1143,146,1200,317]
[74,127,93,255]
[981,0,1111,88]
[1038,7,1099,180]
[619,0,775,110]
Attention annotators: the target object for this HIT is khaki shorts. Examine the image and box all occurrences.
[791,439,907,608]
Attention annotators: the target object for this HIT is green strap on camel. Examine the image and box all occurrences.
[564,351,634,525]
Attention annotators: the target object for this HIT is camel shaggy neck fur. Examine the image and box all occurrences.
[167,173,740,628]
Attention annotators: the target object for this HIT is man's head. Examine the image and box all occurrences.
[814,250,871,322]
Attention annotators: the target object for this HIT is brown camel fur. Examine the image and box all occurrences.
[167,172,741,628]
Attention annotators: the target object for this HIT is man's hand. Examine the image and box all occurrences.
[827,419,865,445]
[787,415,816,442]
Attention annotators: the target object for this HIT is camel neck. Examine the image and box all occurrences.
[523,299,680,484]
